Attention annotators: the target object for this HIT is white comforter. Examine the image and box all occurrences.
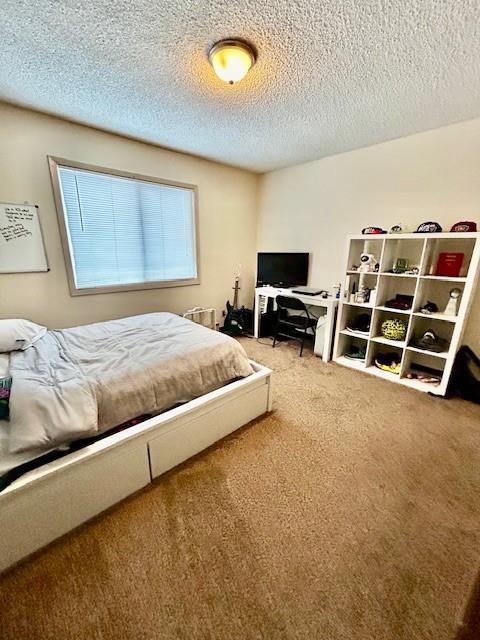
[3,313,253,455]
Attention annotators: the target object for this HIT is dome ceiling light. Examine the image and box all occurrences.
[208,39,255,85]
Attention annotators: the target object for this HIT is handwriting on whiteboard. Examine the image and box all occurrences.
[0,224,33,242]
[4,206,34,222]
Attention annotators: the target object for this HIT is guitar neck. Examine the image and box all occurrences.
[233,278,240,309]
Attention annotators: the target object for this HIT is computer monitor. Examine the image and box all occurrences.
[257,252,309,287]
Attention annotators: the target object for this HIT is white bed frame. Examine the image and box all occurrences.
[0,360,272,573]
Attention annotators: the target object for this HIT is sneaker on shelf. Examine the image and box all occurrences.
[419,301,439,315]
[374,352,401,374]
[346,313,371,336]
[384,294,414,310]
[344,345,367,362]
[406,371,441,385]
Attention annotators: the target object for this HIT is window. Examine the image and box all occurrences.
[49,157,199,295]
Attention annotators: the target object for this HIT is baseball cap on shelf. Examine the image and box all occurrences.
[362,226,386,235]
[450,221,477,232]
[389,223,409,234]
[411,330,449,353]
[415,221,443,233]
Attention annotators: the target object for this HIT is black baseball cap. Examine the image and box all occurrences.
[415,222,442,233]
[411,330,448,353]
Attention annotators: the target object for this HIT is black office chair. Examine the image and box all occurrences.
[272,295,317,357]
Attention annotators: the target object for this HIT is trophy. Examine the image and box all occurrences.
[443,288,461,316]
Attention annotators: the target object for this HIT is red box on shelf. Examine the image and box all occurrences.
[435,252,464,277]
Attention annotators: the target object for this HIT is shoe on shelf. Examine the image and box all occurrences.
[346,313,371,335]
[374,351,401,375]
[419,301,439,315]
[344,344,367,362]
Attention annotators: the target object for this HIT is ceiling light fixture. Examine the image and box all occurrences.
[208,39,255,85]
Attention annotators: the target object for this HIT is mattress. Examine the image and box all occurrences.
[0,425,51,475]
[1,312,254,459]
[0,354,50,473]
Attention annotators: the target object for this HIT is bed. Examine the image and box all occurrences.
[0,313,272,572]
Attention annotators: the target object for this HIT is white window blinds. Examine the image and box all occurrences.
[55,164,197,290]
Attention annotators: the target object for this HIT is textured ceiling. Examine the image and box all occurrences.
[1,1,480,172]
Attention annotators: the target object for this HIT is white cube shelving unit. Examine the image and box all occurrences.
[333,232,480,395]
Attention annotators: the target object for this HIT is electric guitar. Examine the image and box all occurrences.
[222,275,246,335]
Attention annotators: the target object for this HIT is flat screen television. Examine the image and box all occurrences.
[257,252,309,287]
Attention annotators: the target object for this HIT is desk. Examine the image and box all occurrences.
[254,287,338,362]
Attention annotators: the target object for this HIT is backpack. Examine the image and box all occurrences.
[447,346,480,403]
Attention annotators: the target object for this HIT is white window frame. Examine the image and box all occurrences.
[48,156,200,296]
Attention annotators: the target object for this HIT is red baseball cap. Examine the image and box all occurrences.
[450,221,477,232]
[362,226,386,235]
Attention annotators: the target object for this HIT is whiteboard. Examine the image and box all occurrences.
[0,202,48,273]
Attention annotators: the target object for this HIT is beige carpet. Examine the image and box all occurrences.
[1,337,480,640]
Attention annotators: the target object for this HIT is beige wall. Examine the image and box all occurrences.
[257,118,480,350]
[2,103,479,349]
[0,103,258,328]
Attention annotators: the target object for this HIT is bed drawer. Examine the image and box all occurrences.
[148,381,269,479]
[0,440,150,573]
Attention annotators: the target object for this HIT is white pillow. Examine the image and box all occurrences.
[0,319,47,352]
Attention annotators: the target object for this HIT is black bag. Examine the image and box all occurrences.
[447,346,480,403]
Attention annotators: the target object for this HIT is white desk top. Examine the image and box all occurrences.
[255,286,339,306]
